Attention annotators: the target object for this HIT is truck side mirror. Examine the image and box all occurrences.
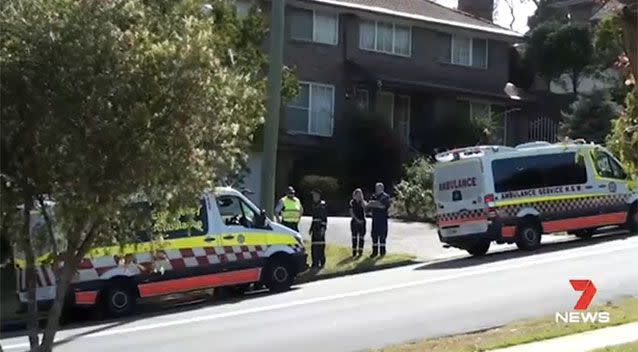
[255,209,267,228]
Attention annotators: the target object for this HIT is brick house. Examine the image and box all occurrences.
[237,0,540,205]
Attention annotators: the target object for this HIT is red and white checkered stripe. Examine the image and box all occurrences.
[18,244,303,290]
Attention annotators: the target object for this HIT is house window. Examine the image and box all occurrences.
[290,8,338,45]
[354,88,369,111]
[287,82,335,136]
[459,100,506,144]
[376,92,411,143]
[450,35,488,68]
[235,0,252,18]
[359,20,411,56]
[376,91,394,128]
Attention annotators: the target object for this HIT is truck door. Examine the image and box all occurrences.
[433,158,486,237]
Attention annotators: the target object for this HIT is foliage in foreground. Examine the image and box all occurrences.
[0,0,277,350]
[607,90,638,178]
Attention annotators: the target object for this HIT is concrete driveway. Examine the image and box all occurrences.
[298,216,593,260]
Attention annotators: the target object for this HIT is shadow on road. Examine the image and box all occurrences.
[415,231,634,271]
[0,286,295,341]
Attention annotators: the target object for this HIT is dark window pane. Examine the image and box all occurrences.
[492,153,587,193]
[472,38,488,68]
[290,8,313,41]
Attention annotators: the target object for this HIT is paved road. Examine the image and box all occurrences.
[299,216,580,259]
[2,233,637,352]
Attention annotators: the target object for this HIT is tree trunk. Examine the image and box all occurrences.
[621,3,637,79]
[37,253,76,352]
[38,221,96,352]
[20,199,39,351]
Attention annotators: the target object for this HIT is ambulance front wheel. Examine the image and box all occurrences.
[263,256,294,292]
[102,280,137,317]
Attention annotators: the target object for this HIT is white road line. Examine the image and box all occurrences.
[4,239,638,350]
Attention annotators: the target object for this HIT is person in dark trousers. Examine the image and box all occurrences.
[309,189,327,268]
[349,188,367,257]
[274,186,303,231]
[367,182,391,258]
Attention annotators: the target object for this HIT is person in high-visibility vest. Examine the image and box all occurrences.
[275,186,303,231]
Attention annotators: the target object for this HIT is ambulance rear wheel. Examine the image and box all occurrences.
[466,240,490,256]
[102,281,137,317]
[516,221,542,251]
[264,257,293,292]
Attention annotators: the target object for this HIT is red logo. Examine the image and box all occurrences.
[570,279,597,310]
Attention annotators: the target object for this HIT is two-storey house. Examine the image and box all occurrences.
[238,0,537,204]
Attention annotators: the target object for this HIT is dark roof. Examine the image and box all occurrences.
[306,0,523,37]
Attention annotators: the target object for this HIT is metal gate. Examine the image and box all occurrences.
[528,116,558,142]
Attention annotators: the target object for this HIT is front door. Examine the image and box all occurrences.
[214,195,267,279]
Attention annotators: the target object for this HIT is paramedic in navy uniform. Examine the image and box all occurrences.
[367,182,391,257]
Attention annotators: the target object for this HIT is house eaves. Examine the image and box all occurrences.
[304,0,524,38]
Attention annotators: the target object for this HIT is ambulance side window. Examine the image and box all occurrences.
[158,199,208,239]
[217,196,257,228]
[593,151,627,180]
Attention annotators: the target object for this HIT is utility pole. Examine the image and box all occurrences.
[260,0,285,217]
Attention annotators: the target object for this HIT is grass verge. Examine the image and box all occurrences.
[374,297,638,352]
[297,242,416,283]
[591,340,638,352]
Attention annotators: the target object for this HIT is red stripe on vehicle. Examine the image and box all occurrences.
[137,268,262,298]
[543,212,627,233]
[78,259,94,269]
[75,291,98,305]
[501,226,516,237]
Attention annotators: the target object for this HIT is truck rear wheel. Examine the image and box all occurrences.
[466,240,490,256]
[516,221,542,251]
[263,257,293,293]
[102,280,137,317]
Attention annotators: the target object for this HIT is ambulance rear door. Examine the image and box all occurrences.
[433,158,487,237]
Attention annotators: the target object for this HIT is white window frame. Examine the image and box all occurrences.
[450,35,488,69]
[288,81,336,137]
[359,20,412,57]
[291,8,339,45]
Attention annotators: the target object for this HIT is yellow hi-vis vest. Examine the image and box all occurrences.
[281,197,302,223]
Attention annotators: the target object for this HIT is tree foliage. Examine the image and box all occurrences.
[0,0,279,349]
[392,157,436,222]
[607,91,638,178]
[593,14,625,68]
[560,89,620,144]
[526,22,594,94]
[527,0,568,32]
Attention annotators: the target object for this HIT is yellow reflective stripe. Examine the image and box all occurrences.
[494,193,605,207]
[266,233,297,246]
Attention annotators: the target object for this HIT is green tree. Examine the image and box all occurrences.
[392,157,436,221]
[607,91,638,178]
[527,0,568,31]
[0,0,277,350]
[526,22,594,94]
[560,89,620,143]
[593,14,625,67]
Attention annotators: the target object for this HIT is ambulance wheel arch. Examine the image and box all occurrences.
[98,276,139,317]
[628,201,638,233]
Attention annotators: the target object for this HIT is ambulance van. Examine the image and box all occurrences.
[14,187,307,316]
[433,141,638,256]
